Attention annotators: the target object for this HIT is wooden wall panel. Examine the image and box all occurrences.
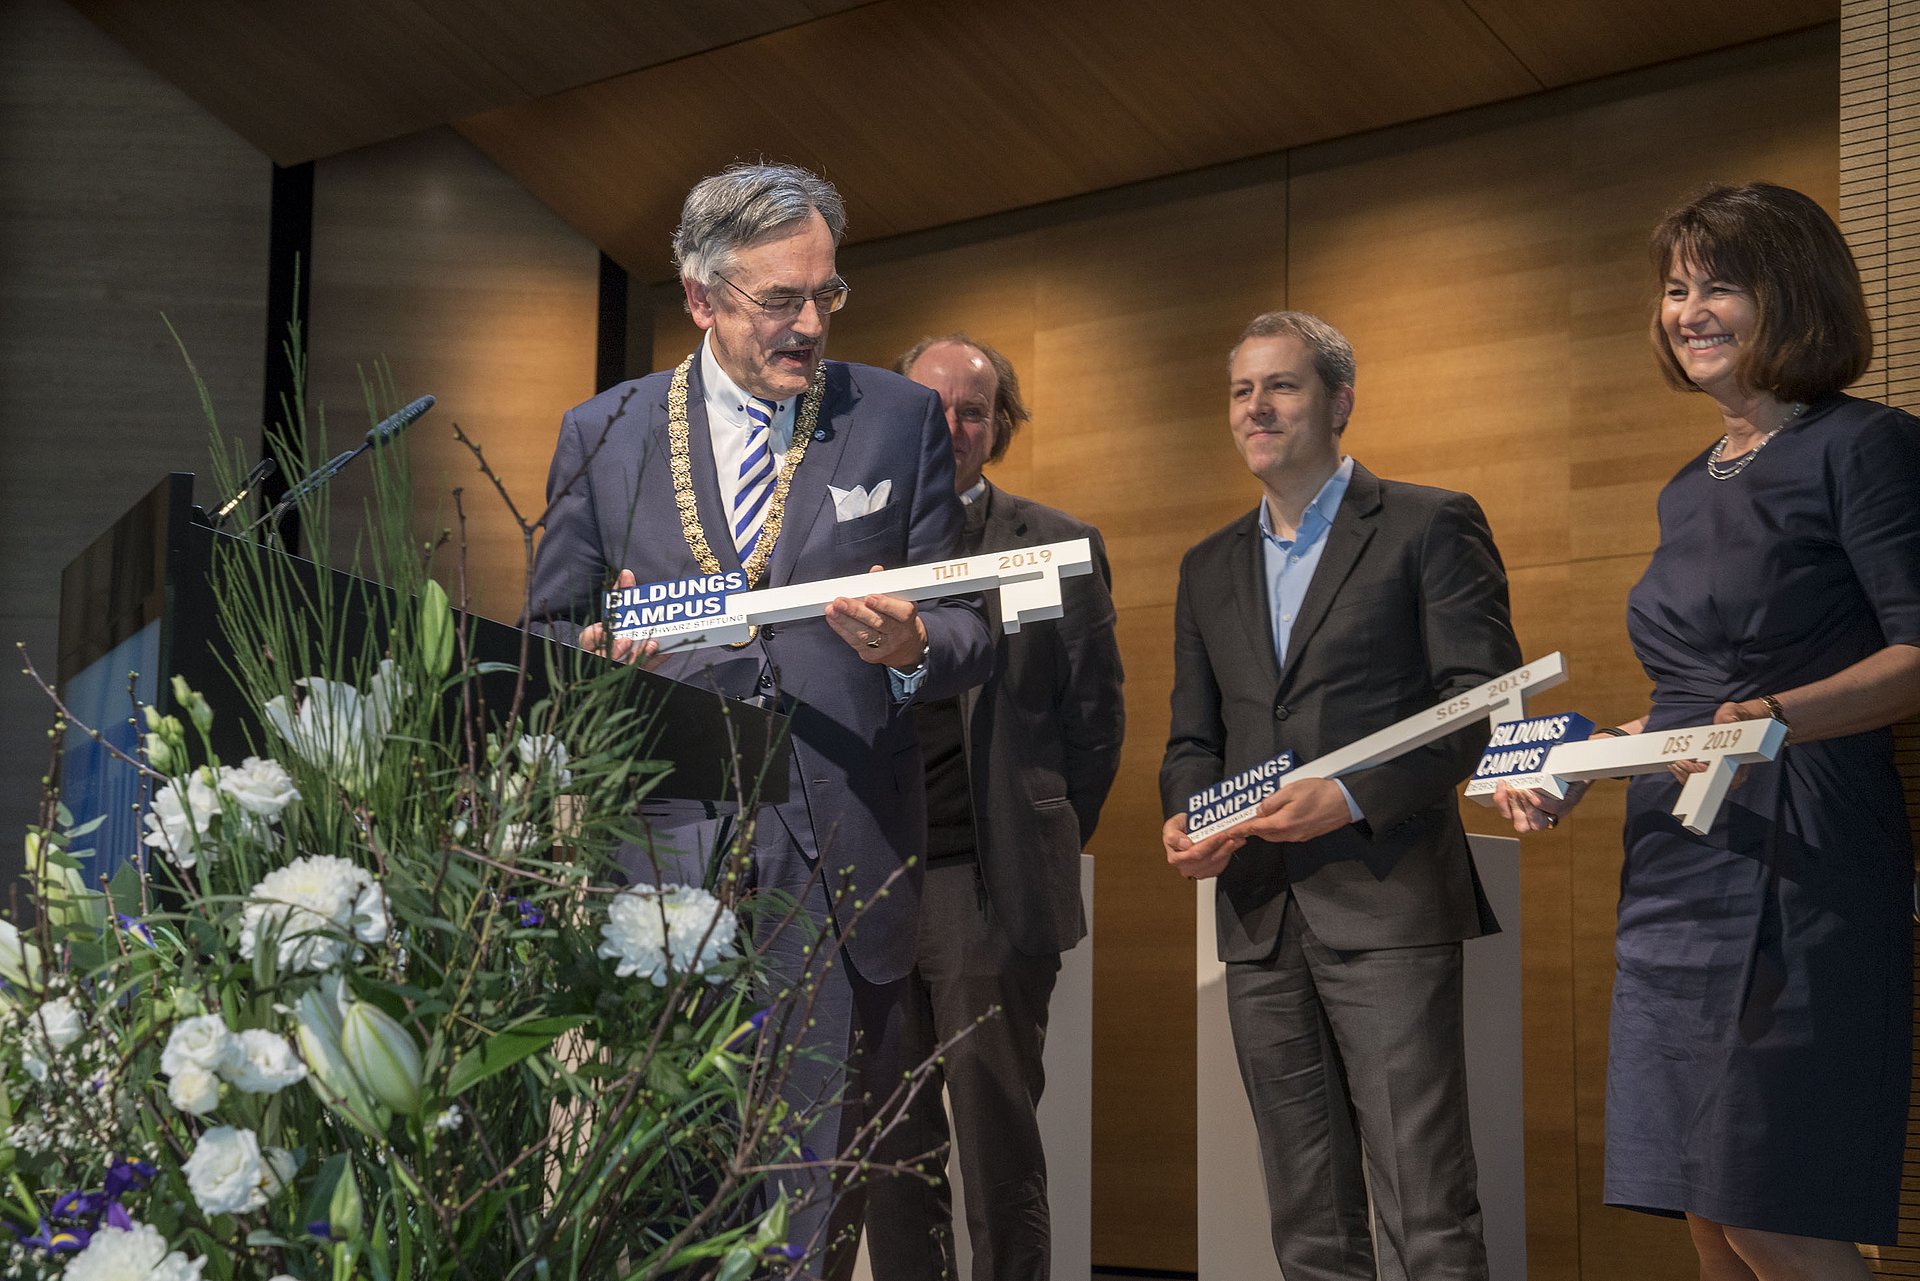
[1837,2,1920,1271]
[1564,34,1843,565]
[309,127,601,626]
[0,0,268,879]
[636,27,1838,1276]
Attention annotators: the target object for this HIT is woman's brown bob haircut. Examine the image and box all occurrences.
[1650,182,1873,402]
[896,334,1031,465]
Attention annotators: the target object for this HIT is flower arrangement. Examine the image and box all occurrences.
[0,373,908,1280]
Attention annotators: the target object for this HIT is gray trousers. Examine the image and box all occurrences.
[860,859,1062,1281]
[1225,893,1488,1281]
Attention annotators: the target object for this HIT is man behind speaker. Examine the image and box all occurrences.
[525,165,994,1276]
[862,336,1125,1281]
[1159,311,1519,1280]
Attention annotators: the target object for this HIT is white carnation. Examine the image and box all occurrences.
[161,1013,237,1077]
[239,855,389,973]
[64,1222,204,1281]
[598,884,740,986]
[141,772,221,868]
[182,1125,272,1216]
[221,1028,308,1093]
[216,756,300,819]
[167,1066,221,1115]
[31,997,83,1051]
[263,660,408,796]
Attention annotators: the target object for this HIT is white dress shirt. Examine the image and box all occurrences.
[700,338,795,542]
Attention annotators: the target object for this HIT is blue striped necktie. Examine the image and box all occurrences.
[733,397,778,556]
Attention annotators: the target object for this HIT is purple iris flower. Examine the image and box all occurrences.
[115,914,155,947]
[506,898,544,928]
[763,1242,806,1261]
[723,1008,770,1052]
[48,1192,100,1220]
[102,1156,155,1198]
[307,1219,338,1241]
[19,1218,89,1252]
[31,1159,153,1250]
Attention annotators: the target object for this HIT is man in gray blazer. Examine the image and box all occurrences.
[1159,311,1519,1281]
[862,336,1124,1281]
[525,164,994,1275]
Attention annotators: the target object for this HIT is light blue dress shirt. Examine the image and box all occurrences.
[1259,455,1364,824]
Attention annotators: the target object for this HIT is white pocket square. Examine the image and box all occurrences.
[828,480,892,522]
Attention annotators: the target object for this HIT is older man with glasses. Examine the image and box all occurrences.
[526,162,993,1278]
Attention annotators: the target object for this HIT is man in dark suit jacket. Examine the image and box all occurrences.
[524,164,994,1276]
[1159,311,1519,1281]
[862,337,1125,1281]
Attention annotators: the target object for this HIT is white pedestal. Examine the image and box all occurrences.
[854,855,1094,1280]
[1196,834,1526,1280]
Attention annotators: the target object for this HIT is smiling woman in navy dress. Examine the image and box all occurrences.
[1499,182,1920,1280]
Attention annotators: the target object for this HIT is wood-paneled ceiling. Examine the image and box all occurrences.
[73,0,1834,281]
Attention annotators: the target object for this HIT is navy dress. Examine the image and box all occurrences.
[1612,394,1920,1243]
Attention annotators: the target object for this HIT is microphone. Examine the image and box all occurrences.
[246,394,436,535]
[363,394,435,448]
[205,456,278,530]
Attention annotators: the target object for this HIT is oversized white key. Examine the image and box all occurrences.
[609,538,1095,651]
[1531,717,1787,835]
[1184,653,1568,842]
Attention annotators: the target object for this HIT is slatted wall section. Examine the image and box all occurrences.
[1842,1,1920,1270]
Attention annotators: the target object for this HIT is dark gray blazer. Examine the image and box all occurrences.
[960,483,1125,956]
[1159,462,1519,959]
[526,358,995,983]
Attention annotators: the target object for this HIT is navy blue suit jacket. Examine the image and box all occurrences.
[527,357,994,982]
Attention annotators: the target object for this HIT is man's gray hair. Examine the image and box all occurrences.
[672,163,848,284]
[1231,310,1357,393]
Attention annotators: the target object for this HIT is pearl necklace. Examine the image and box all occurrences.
[1706,402,1806,481]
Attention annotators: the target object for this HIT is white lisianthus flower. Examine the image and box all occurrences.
[21,1051,46,1082]
[182,1125,273,1215]
[167,1067,221,1115]
[433,1103,464,1132]
[263,660,408,795]
[221,1028,308,1093]
[140,771,221,868]
[598,884,740,986]
[514,733,573,786]
[31,997,83,1051]
[64,1222,205,1281]
[161,1013,237,1077]
[216,756,300,819]
[239,855,389,973]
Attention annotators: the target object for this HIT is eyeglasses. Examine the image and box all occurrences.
[715,274,850,321]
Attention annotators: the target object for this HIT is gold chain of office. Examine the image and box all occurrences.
[666,352,824,588]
